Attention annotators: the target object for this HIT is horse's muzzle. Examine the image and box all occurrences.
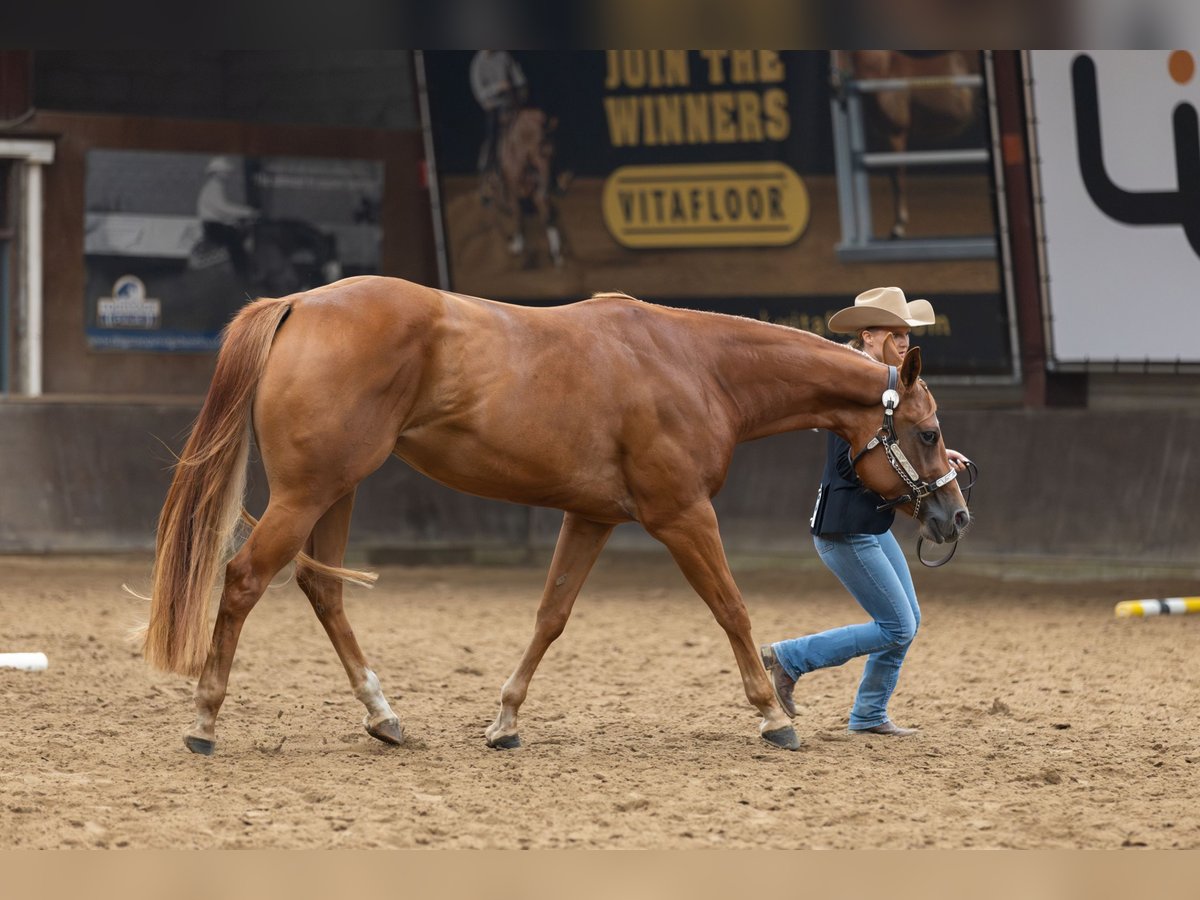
[923,504,971,544]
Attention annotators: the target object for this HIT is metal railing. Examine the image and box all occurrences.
[830,54,998,262]
[852,75,985,93]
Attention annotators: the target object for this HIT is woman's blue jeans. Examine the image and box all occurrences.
[771,530,920,730]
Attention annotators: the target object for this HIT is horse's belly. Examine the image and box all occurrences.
[393,432,635,523]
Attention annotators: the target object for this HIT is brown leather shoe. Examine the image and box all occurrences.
[851,721,917,737]
[759,644,797,719]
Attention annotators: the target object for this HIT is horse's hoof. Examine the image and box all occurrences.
[365,717,405,746]
[487,733,521,750]
[184,735,215,756]
[761,726,802,751]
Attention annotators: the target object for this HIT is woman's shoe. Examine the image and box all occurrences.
[759,644,797,719]
[850,721,917,736]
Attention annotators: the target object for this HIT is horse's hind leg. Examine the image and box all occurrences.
[889,158,909,239]
[498,181,526,257]
[545,216,563,267]
[485,513,613,749]
[866,85,911,240]
[185,498,324,755]
[883,99,911,239]
[296,490,403,746]
[647,501,800,751]
[533,163,564,266]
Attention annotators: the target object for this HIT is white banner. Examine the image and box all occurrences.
[1029,50,1200,366]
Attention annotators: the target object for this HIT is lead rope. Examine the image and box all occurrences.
[916,460,978,568]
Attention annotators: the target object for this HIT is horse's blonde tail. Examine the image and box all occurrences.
[139,298,293,677]
[238,508,378,588]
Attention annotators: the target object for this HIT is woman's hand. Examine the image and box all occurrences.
[946,448,971,472]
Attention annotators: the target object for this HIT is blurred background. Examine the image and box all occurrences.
[0,49,1197,574]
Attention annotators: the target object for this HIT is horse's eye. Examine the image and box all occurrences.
[920,430,939,445]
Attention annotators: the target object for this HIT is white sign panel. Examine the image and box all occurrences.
[1029,50,1200,365]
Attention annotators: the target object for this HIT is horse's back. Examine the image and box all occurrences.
[262,276,639,427]
[273,276,729,386]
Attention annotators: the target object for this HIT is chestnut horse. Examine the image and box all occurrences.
[140,276,969,755]
[846,50,982,239]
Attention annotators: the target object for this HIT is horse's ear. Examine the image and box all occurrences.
[880,333,904,366]
[900,346,922,387]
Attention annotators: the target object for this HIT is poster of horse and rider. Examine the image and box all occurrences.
[419,50,1014,377]
[82,150,384,352]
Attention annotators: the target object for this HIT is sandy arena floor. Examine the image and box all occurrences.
[2,553,1198,849]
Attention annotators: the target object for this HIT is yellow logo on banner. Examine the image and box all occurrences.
[602,161,810,248]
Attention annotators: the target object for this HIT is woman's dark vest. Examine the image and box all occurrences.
[809,431,896,536]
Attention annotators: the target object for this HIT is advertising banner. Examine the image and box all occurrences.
[420,50,1012,376]
[84,149,384,352]
[1029,50,1200,367]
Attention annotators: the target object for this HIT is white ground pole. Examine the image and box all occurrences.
[0,138,56,397]
[0,652,48,670]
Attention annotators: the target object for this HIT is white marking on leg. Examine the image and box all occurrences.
[355,668,397,727]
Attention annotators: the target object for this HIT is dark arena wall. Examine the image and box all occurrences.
[2,401,1197,567]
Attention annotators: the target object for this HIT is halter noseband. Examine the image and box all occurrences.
[849,366,958,519]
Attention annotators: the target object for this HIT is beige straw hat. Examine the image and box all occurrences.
[826,286,936,334]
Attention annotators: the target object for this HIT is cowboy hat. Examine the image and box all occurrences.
[826,286,936,334]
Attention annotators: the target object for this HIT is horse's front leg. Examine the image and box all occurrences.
[486,513,613,749]
[646,501,800,750]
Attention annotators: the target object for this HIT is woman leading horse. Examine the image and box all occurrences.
[761,288,971,738]
[140,276,969,754]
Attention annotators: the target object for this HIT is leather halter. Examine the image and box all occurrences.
[849,366,959,519]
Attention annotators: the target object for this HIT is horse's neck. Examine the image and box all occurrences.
[714,324,887,443]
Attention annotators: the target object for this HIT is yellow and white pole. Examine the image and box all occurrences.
[1115,597,1200,617]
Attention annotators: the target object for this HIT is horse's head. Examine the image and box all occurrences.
[849,337,971,544]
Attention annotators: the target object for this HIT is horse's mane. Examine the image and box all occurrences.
[586,291,875,360]
[589,291,638,301]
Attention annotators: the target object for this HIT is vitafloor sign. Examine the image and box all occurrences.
[602,161,809,248]
[1029,50,1200,365]
[599,51,810,248]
